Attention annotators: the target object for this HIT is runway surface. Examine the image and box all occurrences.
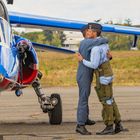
[0,86,139,140]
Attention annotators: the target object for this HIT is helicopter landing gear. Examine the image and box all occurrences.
[32,71,62,124]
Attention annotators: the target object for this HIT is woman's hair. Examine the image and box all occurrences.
[96,29,102,37]
[82,29,88,38]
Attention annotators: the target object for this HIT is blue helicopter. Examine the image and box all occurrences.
[0,0,76,125]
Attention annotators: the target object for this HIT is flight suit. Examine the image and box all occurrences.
[94,61,121,126]
[76,37,108,125]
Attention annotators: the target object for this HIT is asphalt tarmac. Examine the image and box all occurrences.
[0,86,140,140]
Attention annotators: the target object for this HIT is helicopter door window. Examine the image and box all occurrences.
[0,23,5,43]
[0,17,11,47]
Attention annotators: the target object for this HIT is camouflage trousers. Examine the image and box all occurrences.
[94,70,121,126]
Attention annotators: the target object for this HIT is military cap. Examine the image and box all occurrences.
[81,24,88,33]
[88,23,102,31]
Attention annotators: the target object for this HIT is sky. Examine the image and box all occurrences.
[3,0,140,25]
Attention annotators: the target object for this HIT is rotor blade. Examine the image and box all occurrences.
[32,42,76,54]
[9,12,140,35]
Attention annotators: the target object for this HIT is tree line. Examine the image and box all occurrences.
[13,19,140,50]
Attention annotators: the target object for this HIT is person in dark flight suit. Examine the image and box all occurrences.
[76,25,108,135]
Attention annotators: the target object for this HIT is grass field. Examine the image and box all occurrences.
[37,51,140,87]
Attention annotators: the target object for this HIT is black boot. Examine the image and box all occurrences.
[115,122,128,134]
[85,119,96,125]
[96,125,114,135]
[76,125,92,135]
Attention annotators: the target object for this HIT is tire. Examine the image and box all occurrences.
[48,93,62,125]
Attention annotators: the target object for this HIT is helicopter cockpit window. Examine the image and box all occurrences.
[0,0,8,21]
[0,3,5,19]
[0,17,11,47]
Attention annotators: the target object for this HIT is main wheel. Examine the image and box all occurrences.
[48,93,62,125]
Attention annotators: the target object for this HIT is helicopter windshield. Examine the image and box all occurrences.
[0,1,5,19]
[0,17,11,47]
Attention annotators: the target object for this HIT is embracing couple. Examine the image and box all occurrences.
[76,23,126,135]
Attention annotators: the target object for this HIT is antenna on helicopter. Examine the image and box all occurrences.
[6,0,13,4]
